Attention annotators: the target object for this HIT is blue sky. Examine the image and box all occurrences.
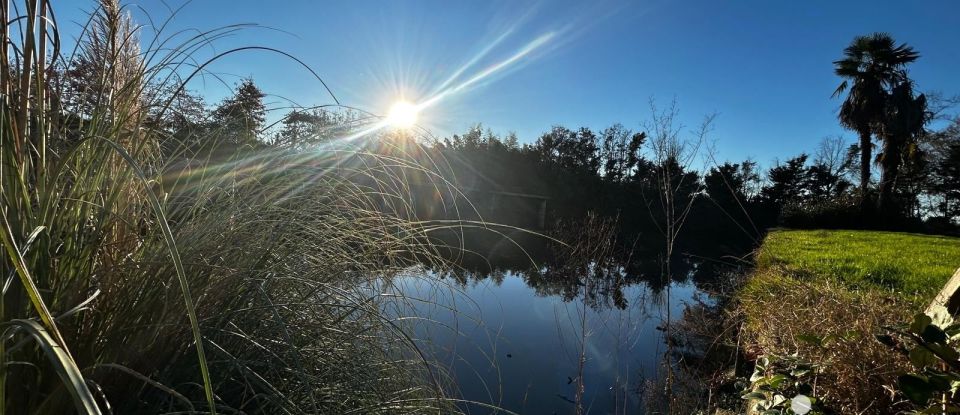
[61,1,959,165]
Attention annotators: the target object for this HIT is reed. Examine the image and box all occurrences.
[0,0,468,413]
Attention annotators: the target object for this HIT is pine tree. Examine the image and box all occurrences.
[211,79,266,145]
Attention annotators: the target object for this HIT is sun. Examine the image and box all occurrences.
[386,100,419,128]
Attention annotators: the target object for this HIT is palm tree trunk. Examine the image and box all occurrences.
[858,131,871,208]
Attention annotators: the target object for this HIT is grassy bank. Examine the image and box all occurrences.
[752,230,960,303]
[737,229,960,413]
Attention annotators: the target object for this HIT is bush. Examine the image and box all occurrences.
[925,216,960,236]
[880,306,960,411]
[780,198,863,230]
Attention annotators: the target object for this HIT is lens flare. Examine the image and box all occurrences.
[387,101,419,128]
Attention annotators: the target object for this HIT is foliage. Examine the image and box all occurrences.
[273,108,343,148]
[741,354,824,415]
[881,307,960,410]
[761,155,811,207]
[779,197,862,230]
[535,125,602,174]
[931,133,960,220]
[210,78,267,145]
[598,123,646,182]
[833,32,921,205]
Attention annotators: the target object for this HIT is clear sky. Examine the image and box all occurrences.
[60,1,960,165]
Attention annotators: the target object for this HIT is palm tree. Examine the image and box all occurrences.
[877,79,927,214]
[832,33,919,208]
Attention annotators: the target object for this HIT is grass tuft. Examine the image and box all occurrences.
[0,1,474,413]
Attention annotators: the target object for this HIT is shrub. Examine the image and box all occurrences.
[879,306,960,411]
[780,198,863,230]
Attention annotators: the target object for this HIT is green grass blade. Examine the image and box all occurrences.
[2,319,101,414]
[93,137,217,414]
[0,218,65,349]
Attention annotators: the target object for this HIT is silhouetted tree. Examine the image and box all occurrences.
[877,79,927,213]
[761,155,810,207]
[535,126,600,174]
[444,124,485,150]
[211,79,266,145]
[503,132,520,150]
[145,86,208,150]
[275,109,342,149]
[705,161,759,207]
[933,141,960,221]
[599,123,646,182]
[833,33,920,207]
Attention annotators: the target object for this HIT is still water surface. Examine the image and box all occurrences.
[390,269,702,414]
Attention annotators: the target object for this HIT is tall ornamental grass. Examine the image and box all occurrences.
[0,0,467,413]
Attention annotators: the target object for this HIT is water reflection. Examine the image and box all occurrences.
[434,251,726,312]
[379,213,751,414]
[386,238,741,414]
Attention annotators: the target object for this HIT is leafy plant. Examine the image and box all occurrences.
[742,354,823,414]
[880,305,960,410]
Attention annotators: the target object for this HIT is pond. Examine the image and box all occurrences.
[387,262,710,414]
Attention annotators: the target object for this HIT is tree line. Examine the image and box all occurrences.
[60,31,958,254]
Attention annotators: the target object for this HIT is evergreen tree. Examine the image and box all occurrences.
[761,155,810,207]
[211,79,266,145]
[276,109,338,149]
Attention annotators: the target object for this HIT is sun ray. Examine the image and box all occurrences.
[419,31,557,111]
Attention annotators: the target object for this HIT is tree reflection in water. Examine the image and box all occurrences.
[429,215,743,313]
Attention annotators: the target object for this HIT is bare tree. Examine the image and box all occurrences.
[814,135,852,178]
[644,99,711,408]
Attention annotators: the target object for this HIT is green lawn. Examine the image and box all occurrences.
[756,229,960,301]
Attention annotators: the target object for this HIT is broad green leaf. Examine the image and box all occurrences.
[921,324,948,344]
[875,333,897,348]
[929,343,960,362]
[927,372,953,391]
[767,374,788,389]
[910,347,937,368]
[912,314,933,334]
[742,391,767,400]
[899,374,934,404]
